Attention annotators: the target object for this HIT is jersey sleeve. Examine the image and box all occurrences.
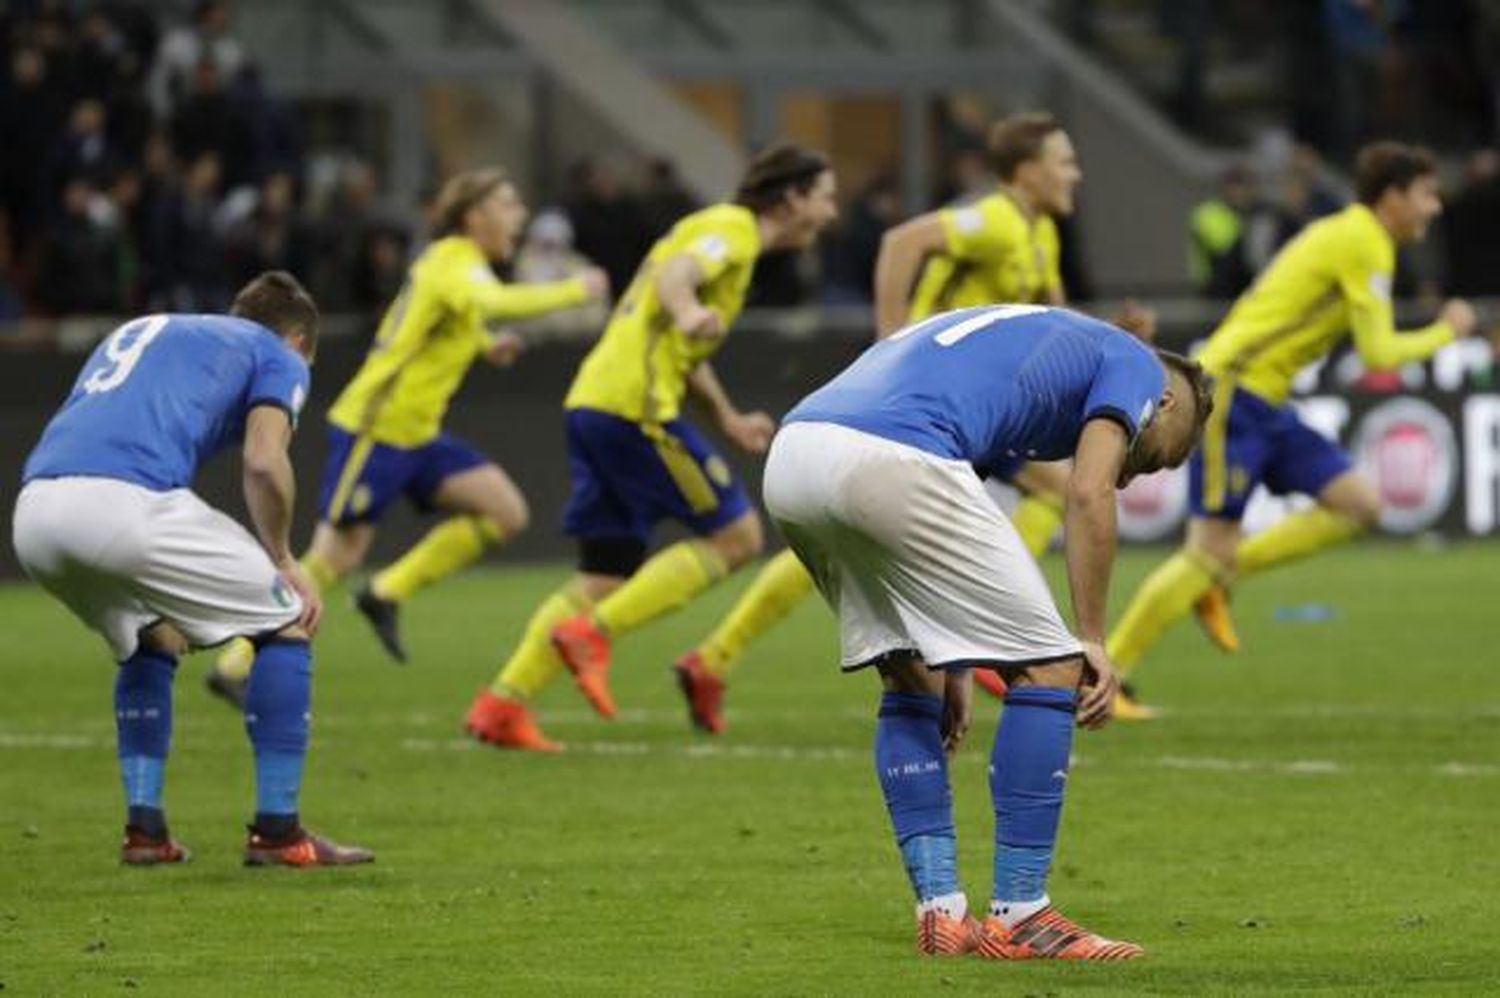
[447,262,590,327]
[938,199,1011,264]
[248,336,311,428]
[679,213,757,284]
[1337,233,1456,370]
[1083,341,1165,443]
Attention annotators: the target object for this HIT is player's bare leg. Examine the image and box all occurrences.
[553,512,763,718]
[358,464,526,663]
[1188,516,1243,657]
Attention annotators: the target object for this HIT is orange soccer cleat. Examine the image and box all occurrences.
[550,615,617,719]
[973,669,1008,700]
[917,908,982,956]
[976,906,1143,961]
[1193,584,1240,654]
[243,827,374,868]
[464,689,563,752]
[121,826,191,866]
[673,651,726,734]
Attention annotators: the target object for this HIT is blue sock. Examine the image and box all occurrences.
[991,686,1077,905]
[245,639,312,828]
[875,691,959,903]
[115,649,176,826]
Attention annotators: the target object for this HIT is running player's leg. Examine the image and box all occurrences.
[355,434,499,661]
[1009,460,1068,557]
[551,415,759,714]
[1235,446,1375,579]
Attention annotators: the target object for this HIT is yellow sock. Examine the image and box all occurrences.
[490,582,593,699]
[1236,508,1364,579]
[217,551,344,681]
[696,549,814,678]
[300,551,340,593]
[593,540,729,638]
[372,515,503,603]
[1012,492,1064,558]
[1106,549,1223,674]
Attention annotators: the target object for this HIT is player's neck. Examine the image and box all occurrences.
[999,183,1040,222]
[757,212,790,252]
[1368,201,1405,244]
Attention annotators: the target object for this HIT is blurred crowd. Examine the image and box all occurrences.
[8,0,1500,328]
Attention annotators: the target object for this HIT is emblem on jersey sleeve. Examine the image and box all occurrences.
[1138,398,1157,431]
[291,383,306,417]
[951,206,984,234]
[469,264,500,284]
[1369,273,1392,301]
[695,234,729,262]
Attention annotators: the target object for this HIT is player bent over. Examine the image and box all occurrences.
[764,305,1209,957]
[13,273,371,866]
[206,168,608,698]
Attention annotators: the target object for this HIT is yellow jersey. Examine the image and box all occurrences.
[1198,203,1455,404]
[908,189,1062,321]
[565,203,761,424]
[328,235,590,447]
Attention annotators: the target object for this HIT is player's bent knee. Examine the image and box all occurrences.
[1005,656,1084,690]
[710,512,764,569]
[491,493,530,538]
[273,623,312,643]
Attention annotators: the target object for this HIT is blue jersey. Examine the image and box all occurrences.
[786,305,1164,473]
[23,314,310,491]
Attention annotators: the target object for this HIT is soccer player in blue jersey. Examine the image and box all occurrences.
[13,272,372,867]
[763,304,1211,959]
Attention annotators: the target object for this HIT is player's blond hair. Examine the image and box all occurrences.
[433,168,510,237]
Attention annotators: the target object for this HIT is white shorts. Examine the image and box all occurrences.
[12,477,302,660]
[763,422,1081,670]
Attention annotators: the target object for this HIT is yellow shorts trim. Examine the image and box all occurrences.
[327,435,377,522]
[1200,376,1237,513]
[644,424,720,515]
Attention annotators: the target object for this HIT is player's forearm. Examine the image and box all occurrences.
[873,230,925,338]
[1352,311,1456,371]
[687,363,737,421]
[243,453,297,565]
[475,277,590,322]
[1063,485,1117,642]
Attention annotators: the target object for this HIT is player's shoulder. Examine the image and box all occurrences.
[671,202,759,262]
[1304,203,1390,263]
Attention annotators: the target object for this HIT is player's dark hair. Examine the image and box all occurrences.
[434,167,510,237]
[1355,142,1437,205]
[1155,348,1214,426]
[231,270,320,358]
[735,143,830,213]
[988,112,1065,182]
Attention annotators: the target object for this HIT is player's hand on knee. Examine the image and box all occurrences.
[941,669,974,755]
[722,410,776,454]
[1076,641,1119,730]
[279,558,324,636]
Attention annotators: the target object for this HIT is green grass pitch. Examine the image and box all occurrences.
[2,542,1498,995]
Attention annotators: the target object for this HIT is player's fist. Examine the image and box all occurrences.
[723,409,776,454]
[1113,299,1157,342]
[487,331,525,367]
[579,267,610,300]
[676,303,725,340]
[1440,299,1478,339]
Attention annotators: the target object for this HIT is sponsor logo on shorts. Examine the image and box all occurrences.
[704,455,732,488]
[351,484,372,516]
[271,577,295,608]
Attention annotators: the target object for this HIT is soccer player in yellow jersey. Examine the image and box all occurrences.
[464,144,838,750]
[668,113,1154,732]
[207,168,607,698]
[1107,142,1478,717]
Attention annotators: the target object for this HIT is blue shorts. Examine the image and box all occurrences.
[317,426,489,526]
[1189,386,1351,520]
[562,408,751,543]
